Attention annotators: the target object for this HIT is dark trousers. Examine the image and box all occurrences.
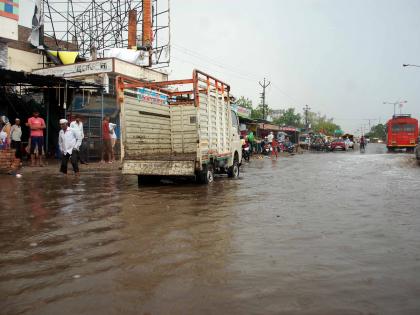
[11,140,22,159]
[60,150,79,174]
[79,140,88,163]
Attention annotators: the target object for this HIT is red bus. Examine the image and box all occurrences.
[386,114,419,152]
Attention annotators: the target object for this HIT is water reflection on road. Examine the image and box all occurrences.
[1,144,420,315]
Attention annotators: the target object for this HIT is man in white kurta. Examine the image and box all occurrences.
[59,119,82,175]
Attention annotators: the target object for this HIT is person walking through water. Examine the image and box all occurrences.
[247,131,255,154]
[267,131,274,143]
[27,111,46,166]
[70,115,88,164]
[59,119,81,176]
[360,135,366,152]
[109,122,117,162]
[10,118,22,160]
[100,116,112,163]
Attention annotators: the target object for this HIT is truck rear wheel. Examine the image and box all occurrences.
[198,164,214,184]
[227,160,240,178]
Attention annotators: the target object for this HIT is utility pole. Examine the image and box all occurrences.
[303,104,311,131]
[259,78,271,120]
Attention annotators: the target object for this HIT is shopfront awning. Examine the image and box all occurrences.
[257,123,280,131]
[0,69,103,90]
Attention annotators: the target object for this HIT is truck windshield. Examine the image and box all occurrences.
[231,110,239,128]
[392,124,415,133]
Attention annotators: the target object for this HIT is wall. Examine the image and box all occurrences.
[0,16,18,41]
[7,47,43,72]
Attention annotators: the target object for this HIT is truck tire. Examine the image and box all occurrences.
[138,175,161,185]
[198,164,214,184]
[227,160,240,178]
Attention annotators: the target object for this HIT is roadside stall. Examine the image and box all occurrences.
[278,126,300,144]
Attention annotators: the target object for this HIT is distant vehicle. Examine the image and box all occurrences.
[386,114,419,152]
[330,139,348,151]
[117,70,242,185]
[299,134,310,150]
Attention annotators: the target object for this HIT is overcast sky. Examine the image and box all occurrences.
[170,0,420,133]
[19,0,420,133]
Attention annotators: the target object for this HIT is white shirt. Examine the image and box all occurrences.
[109,123,117,140]
[69,120,84,140]
[11,125,22,141]
[267,133,274,142]
[59,128,81,155]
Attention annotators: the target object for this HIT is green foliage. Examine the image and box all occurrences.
[251,103,272,120]
[366,123,386,140]
[236,96,253,110]
[308,112,341,135]
[273,108,302,127]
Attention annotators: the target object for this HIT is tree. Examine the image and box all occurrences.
[307,111,341,135]
[251,103,272,120]
[366,123,386,140]
[236,96,253,110]
[273,108,302,127]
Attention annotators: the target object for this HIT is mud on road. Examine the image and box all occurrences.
[1,144,420,315]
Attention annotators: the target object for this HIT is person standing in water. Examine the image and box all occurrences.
[59,119,81,176]
[10,118,22,159]
[27,111,46,166]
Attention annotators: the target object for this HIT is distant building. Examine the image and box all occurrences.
[0,0,19,68]
[271,109,283,120]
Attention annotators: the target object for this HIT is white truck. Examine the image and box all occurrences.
[117,69,242,184]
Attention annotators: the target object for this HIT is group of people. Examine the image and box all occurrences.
[0,111,119,176]
[58,115,118,175]
[243,131,295,160]
[0,112,45,166]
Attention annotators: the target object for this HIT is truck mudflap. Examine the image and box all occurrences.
[122,160,196,176]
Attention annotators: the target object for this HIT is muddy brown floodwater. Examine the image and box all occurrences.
[1,144,420,315]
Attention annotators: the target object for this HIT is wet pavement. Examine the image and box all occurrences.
[1,144,420,315]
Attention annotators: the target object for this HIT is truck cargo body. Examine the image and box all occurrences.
[118,70,242,183]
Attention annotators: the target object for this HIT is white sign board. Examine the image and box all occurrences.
[33,59,113,78]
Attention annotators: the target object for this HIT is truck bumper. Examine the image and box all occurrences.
[122,160,196,176]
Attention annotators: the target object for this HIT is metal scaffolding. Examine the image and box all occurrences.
[42,0,170,67]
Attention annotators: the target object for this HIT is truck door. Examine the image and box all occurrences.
[231,110,242,161]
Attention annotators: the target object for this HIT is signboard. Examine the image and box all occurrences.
[32,58,168,82]
[279,126,300,132]
[137,88,168,105]
[231,104,251,119]
[33,59,114,77]
[0,0,19,21]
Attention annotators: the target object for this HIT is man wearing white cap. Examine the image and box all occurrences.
[58,119,82,175]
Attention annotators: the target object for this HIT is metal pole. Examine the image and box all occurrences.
[259,78,271,120]
[101,90,104,157]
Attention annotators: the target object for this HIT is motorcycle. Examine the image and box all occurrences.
[242,142,251,162]
[262,142,272,156]
[280,141,295,153]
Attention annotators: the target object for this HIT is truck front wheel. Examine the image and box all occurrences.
[227,160,240,178]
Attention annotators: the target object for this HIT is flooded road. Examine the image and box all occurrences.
[1,144,420,315]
